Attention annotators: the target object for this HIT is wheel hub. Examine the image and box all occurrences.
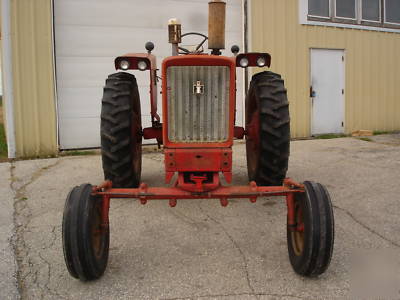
[92,202,106,259]
[291,201,305,256]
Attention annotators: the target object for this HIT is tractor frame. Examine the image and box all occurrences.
[62,0,334,281]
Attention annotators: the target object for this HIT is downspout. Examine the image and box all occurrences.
[50,0,60,150]
[1,0,16,158]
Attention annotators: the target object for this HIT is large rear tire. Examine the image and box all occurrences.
[101,72,142,188]
[287,181,335,276]
[245,71,290,186]
[62,184,109,281]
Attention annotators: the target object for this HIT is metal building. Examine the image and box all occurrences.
[250,0,400,138]
[1,0,400,158]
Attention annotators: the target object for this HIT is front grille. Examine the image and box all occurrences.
[167,66,230,143]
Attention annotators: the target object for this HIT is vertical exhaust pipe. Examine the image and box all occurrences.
[208,0,226,55]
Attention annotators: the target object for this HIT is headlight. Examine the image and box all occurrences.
[119,60,130,70]
[239,57,249,68]
[137,60,147,71]
[257,56,266,67]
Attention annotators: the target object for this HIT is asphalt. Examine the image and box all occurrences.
[1,135,400,300]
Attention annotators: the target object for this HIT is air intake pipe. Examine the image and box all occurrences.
[208,0,226,55]
[168,18,182,56]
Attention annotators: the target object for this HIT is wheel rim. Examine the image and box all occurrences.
[291,201,305,256]
[91,200,106,259]
[245,91,261,179]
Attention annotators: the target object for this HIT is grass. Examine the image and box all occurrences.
[358,137,373,142]
[0,123,7,159]
[314,133,348,139]
[59,150,98,157]
[373,130,391,136]
[0,98,8,161]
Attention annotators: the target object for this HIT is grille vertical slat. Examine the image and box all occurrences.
[206,67,212,141]
[167,66,230,143]
[219,68,224,140]
[199,67,205,141]
[184,67,190,141]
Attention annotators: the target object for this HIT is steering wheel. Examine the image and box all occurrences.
[178,32,208,54]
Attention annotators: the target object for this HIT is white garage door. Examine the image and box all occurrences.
[54,0,244,149]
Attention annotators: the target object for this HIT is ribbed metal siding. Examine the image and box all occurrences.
[251,0,400,137]
[10,0,58,157]
[167,66,230,143]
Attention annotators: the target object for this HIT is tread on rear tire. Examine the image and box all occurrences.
[245,71,290,186]
[101,72,142,188]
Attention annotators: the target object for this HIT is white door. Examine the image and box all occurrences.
[54,0,244,149]
[310,49,345,135]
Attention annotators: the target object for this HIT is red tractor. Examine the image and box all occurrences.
[62,0,334,281]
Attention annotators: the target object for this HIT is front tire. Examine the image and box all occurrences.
[101,72,142,188]
[287,181,335,277]
[62,184,110,281]
[245,71,290,186]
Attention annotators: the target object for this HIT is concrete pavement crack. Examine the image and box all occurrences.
[197,203,256,297]
[11,160,62,197]
[9,161,25,299]
[38,245,66,300]
[37,225,59,298]
[333,205,400,248]
[9,160,62,299]
[168,209,200,226]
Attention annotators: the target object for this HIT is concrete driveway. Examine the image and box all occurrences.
[1,136,400,299]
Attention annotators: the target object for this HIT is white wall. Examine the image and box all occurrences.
[55,0,244,149]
